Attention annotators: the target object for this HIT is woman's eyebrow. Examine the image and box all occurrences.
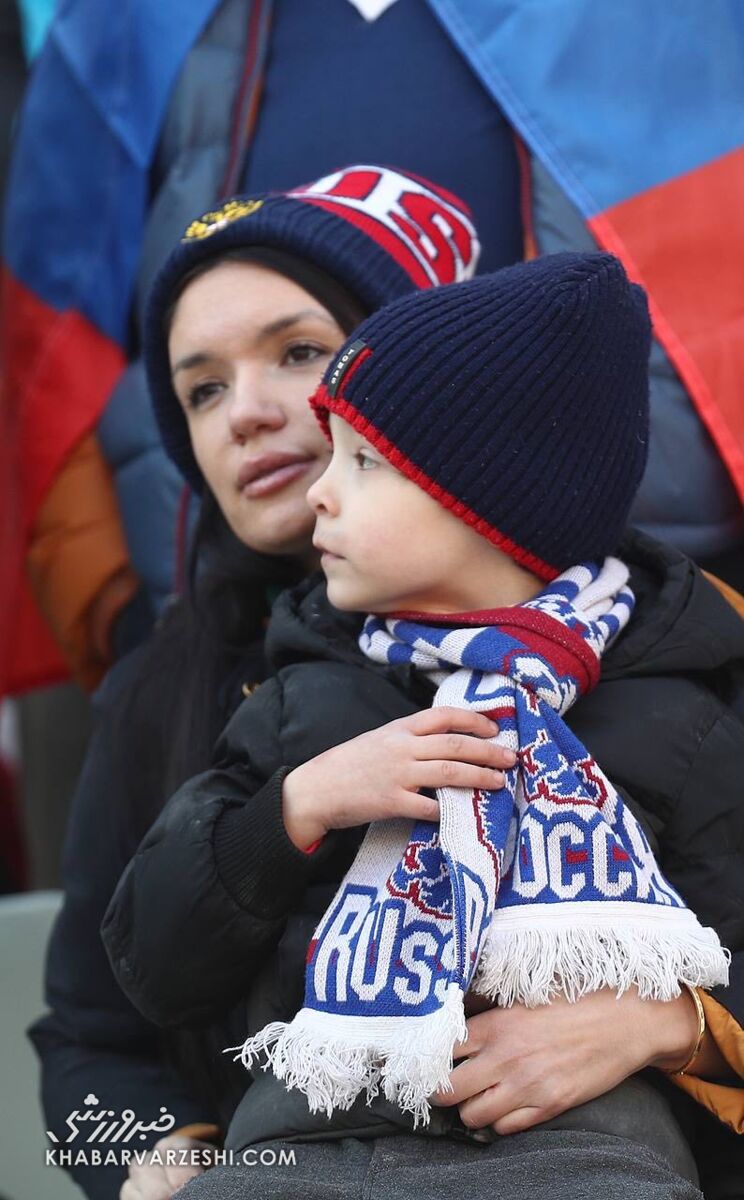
[172,310,337,376]
[172,352,210,377]
[258,309,338,340]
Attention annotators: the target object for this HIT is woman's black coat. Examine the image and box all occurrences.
[102,532,744,1176]
[32,532,744,1198]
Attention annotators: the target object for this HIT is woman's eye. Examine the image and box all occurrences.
[187,380,224,410]
[283,342,328,367]
[355,449,378,470]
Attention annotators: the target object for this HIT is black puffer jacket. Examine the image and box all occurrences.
[103,531,744,1167]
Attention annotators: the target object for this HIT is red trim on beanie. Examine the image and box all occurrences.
[310,383,560,582]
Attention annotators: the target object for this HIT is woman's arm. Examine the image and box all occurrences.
[672,955,744,1133]
[33,656,216,1200]
[432,985,708,1135]
[102,678,343,1029]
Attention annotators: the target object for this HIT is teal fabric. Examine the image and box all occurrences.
[17,0,55,60]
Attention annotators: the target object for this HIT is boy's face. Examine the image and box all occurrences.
[307,414,539,614]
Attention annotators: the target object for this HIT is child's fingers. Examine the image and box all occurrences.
[413,733,516,770]
[415,762,506,793]
[397,791,442,823]
[405,708,499,738]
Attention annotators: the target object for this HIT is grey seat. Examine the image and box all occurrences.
[0,891,78,1200]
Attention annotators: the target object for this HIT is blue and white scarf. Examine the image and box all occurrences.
[234,559,728,1123]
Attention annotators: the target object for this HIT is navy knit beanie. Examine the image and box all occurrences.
[311,252,651,580]
[145,165,480,491]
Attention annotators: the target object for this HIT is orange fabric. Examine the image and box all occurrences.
[26,432,139,690]
[588,145,744,501]
[705,572,744,620]
[0,268,126,695]
[672,991,744,1133]
[2,268,126,531]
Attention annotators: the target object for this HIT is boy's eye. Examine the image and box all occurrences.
[354,448,378,470]
[283,342,329,366]
[187,380,224,410]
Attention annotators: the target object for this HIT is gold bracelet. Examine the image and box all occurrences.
[666,983,706,1077]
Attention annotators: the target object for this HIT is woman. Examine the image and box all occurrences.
[29,165,484,1200]
[107,214,744,1196]
[39,170,743,1200]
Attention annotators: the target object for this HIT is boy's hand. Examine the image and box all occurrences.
[282,708,515,849]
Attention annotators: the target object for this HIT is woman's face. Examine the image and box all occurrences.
[168,260,346,557]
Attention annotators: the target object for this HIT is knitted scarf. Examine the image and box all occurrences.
[233,559,728,1123]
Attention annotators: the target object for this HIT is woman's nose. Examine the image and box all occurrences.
[228,373,286,442]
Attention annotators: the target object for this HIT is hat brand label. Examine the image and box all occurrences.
[327,339,368,398]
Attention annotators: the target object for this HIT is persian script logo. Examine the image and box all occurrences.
[47,1094,175,1146]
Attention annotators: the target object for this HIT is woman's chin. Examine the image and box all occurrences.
[227,508,316,558]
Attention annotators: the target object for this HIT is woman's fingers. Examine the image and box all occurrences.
[491,1106,546,1136]
[120,1136,210,1200]
[460,1088,545,1135]
[434,990,670,1141]
[120,1171,171,1200]
[432,1048,495,1107]
[437,1049,562,1133]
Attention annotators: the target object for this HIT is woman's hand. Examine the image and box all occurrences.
[282,708,515,849]
[119,1134,213,1200]
[432,986,702,1136]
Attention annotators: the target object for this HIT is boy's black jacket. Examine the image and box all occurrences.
[26,537,705,1180]
[95,531,741,1169]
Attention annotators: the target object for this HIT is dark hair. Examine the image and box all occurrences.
[117,246,365,843]
[115,491,303,845]
[162,246,367,345]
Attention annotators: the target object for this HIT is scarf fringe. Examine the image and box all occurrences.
[227,985,468,1127]
[476,911,730,1007]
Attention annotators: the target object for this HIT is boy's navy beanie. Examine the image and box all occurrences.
[312,252,651,580]
[144,165,480,491]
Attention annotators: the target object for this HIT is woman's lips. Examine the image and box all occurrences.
[238,456,313,498]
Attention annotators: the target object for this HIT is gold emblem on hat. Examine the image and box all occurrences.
[182,198,264,241]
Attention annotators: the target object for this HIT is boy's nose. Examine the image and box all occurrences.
[306,463,338,515]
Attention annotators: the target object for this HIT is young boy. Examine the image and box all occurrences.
[104,253,744,1198]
